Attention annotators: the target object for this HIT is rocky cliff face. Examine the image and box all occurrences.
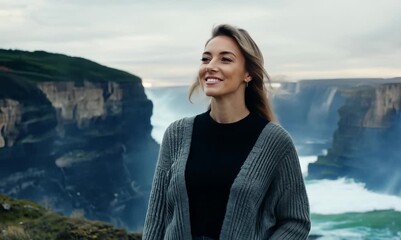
[272,80,349,155]
[0,71,159,230]
[0,99,22,148]
[308,82,401,196]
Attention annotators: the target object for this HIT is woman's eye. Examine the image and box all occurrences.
[222,57,232,62]
[201,57,210,63]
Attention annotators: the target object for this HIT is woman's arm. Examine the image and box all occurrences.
[142,124,174,240]
[270,138,311,240]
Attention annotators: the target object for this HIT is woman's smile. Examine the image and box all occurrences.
[205,76,223,86]
[198,35,249,100]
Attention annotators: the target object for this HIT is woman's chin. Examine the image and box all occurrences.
[203,90,220,97]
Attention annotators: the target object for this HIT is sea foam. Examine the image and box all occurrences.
[307,178,401,214]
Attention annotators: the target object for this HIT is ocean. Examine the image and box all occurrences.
[145,86,401,240]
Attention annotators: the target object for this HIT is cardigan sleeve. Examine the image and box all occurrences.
[270,136,311,240]
[142,124,174,240]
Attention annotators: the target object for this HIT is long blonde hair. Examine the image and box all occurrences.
[189,24,276,122]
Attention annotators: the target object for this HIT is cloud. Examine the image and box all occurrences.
[1,0,400,86]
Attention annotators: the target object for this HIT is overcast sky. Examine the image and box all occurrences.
[1,0,400,87]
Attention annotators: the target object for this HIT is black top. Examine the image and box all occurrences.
[185,110,268,238]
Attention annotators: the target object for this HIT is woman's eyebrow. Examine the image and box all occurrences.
[220,51,236,57]
[202,51,237,57]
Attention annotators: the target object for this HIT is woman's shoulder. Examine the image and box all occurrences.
[259,122,295,147]
[163,115,196,138]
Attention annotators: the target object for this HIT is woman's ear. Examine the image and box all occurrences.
[245,73,252,82]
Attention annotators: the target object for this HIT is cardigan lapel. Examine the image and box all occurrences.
[176,117,195,239]
[179,118,277,239]
[219,122,275,239]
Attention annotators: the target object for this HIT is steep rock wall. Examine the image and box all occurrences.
[272,80,347,155]
[0,73,159,229]
[308,83,401,196]
[0,99,22,147]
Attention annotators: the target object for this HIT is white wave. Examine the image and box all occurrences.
[307,178,401,214]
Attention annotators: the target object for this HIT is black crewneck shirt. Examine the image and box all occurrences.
[185,110,268,238]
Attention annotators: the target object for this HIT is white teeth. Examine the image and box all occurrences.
[206,78,220,83]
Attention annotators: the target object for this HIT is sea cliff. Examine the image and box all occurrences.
[308,82,401,196]
[0,49,159,229]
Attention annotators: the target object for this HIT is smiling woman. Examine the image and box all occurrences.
[143,24,311,240]
[198,35,250,106]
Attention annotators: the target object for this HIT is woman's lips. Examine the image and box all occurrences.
[205,77,222,86]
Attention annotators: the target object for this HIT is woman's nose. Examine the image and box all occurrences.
[206,59,218,73]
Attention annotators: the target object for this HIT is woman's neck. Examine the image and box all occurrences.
[209,98,249,124]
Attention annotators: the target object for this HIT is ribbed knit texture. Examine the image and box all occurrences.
[143,117,311,240]
[186,111,268,238]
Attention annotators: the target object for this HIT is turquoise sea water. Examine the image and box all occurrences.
[311,210,401,239]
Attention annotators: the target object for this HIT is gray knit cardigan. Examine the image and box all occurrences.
[143,117,310,240]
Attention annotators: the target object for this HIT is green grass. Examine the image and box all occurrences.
[0,194,45,224]
[0,49,141,83]
[0,194,142,240]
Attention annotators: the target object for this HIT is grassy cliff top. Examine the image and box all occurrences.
[0,49,140,83]
[0,194,141,240]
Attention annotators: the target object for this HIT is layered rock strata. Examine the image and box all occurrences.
[308,83,401,196]
[0,71,158,229]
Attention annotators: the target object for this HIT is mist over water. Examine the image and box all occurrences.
[146,87,208,141]
[299,156,318,177]
[145,86,401,239]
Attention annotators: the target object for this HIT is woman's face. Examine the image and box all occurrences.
[198,35,249,100]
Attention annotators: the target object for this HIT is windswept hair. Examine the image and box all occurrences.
[189,24,276,122]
